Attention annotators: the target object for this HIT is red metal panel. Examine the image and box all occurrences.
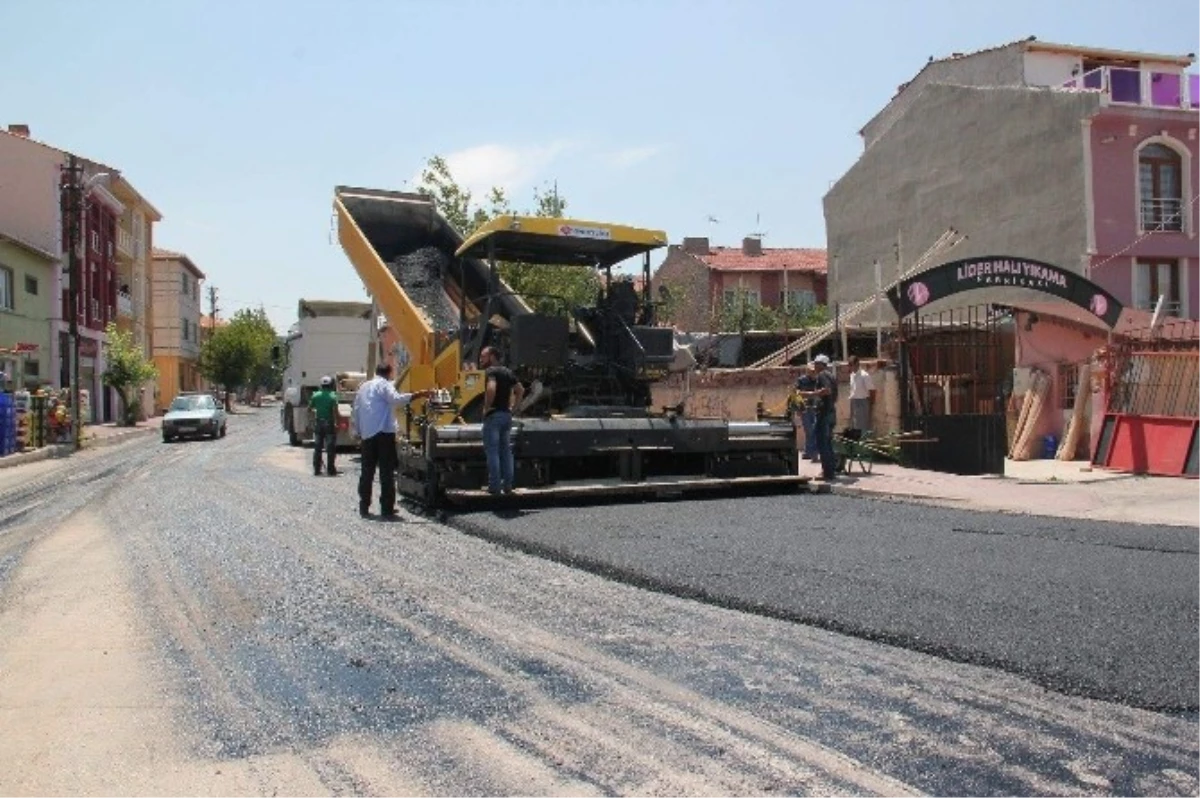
[1103,414,1198,476]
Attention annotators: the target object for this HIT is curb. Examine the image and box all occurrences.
[0,425,157,470]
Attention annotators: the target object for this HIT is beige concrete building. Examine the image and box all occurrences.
[111,177,162,418]
[150,248,205,412]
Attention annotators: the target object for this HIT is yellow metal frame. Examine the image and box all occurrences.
[456,215,667,267]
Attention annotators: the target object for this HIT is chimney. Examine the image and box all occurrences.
[742,236,763,256]
[682,237,709,255]
[7,124,30,138]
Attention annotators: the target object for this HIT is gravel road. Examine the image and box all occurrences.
[0,409,1194,796]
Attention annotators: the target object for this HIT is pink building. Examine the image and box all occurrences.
[1087,108,1198,319]
[826,39,1199,323]
[0,124,124,422]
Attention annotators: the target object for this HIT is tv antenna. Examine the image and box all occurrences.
[749,212,768,239]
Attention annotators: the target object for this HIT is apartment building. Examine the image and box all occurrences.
[824,38,1198,320]
[151,248,205,412]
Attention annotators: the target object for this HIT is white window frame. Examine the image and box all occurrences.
[1134,136,1192,237]
[781,288,817,312]
[0,264,13,311]
[1131,257,1189,317]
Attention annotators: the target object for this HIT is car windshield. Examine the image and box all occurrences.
[169,396,213,412]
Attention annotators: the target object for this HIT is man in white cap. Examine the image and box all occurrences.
[797,354,838,480]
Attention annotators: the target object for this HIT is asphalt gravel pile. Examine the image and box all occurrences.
[387,246,458,331]
[448,491,1200,712]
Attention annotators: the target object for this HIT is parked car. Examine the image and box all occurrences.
[162,393,227,442]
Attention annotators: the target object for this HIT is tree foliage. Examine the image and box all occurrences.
[714,289,831,333]
[414,157,600,314]
[198,307,277,409]
[101,322,158,425]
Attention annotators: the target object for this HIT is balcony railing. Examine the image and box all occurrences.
[1061,67,1199,110]
[117,229,134,258]
[117,290,134,317]
[1141,198,1185,232]
[1136,299,1183,317]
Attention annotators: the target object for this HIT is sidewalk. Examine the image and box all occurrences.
[0,416,162,470]
[804,456,1198,528]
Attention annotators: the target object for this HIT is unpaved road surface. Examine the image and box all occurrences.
[0,410,1195,796]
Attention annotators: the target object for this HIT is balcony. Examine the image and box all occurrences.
[116,228,146,261]
[117,229,134,258]
[1061,67,1199,110]
[1141,198,1185,232]
[117,290,134,318]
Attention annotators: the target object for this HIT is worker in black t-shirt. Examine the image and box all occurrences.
[796,354,838,481]
[479,346,525,495]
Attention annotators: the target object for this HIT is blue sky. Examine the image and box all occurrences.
[2,0,1196,333]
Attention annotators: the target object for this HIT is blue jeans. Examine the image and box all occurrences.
[800,410,818,458]
[812,408,836,479]
[482,411,514,493]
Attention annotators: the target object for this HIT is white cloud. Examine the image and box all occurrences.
[607,145,662,169]
[412,141,575,203]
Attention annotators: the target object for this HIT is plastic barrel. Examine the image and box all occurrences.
[1042,434,1058,459]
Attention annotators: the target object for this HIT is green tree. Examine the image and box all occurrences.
[101,322,158,426]
[199,307,277,410]
[414,158,600,314]
[714,290,831,333]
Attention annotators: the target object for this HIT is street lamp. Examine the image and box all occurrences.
[66,162,110,449]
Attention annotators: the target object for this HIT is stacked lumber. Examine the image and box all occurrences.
[1056,363,1092,461]
[1009,369,1051,461]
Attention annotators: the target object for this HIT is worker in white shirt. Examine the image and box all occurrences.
[352,362,430,518]
[847,355,875,433]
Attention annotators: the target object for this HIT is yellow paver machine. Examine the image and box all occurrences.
[333,186,803,508]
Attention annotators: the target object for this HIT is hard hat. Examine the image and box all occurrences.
[813,354,831,365]
[320,375,333,387]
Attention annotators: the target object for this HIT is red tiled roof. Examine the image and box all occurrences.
[694,246,827,274]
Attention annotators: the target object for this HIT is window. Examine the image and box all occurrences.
[1134,258,1182,315]
[1139,143,1183,231]
[25,274,38,295]
[0,265,12,310]
[182,273,190,295]
[182,318,189,342]
[780,289,817,311]
[1058,363,1080,410]
[24,359,40,378]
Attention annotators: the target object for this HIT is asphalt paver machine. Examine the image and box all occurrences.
[333,187,803,508]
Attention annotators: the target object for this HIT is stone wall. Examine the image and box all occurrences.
[651,361,902,434]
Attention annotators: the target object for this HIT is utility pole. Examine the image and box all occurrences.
[207,285,219,341]
[61,155,84,450]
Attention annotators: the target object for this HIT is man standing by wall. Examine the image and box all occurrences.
[793,362,820,462]
[798,354,838,481]
[847,356,875,433]
[309,375,338,476]
[479,346,525,496]
[352,363,429,518]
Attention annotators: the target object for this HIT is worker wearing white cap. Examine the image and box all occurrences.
[797,355,838,480]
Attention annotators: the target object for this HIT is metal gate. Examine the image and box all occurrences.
[898,305,1012,475]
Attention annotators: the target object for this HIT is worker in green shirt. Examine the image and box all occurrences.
[309,375,340,476]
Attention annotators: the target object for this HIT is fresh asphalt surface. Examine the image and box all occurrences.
[446,465,1199,713]
[1,408,1196,796]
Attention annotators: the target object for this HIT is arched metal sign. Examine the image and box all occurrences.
[887,256,1124,328]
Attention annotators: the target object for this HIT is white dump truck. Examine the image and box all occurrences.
[279,299,373,448]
